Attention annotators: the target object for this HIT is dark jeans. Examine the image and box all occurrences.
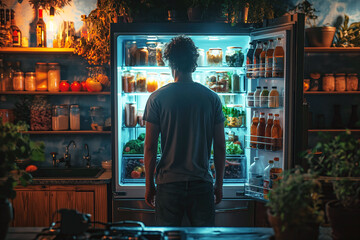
[155,180,215,227]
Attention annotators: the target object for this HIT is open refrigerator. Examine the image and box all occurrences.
[111,14,305,226]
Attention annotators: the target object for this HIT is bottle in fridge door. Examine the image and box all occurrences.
[271,114,282,151]
[259,42,267,78]
[270,157,282,188]
[263,160,274,200]
[265,113,273,150]
[273,38,284,78]
[253,41,262,78]
[265,40,274,78]
[246,41,255,79]
[250,111,259,148]
[249,157,263,195]
[256,112,266,149]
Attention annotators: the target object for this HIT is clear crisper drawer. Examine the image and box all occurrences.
[121,155,146,183]
[210,155,246,183]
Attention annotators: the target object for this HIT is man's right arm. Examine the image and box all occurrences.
[213,121,225,204]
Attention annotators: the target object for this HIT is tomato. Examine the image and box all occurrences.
[85,78,102,92]
[139,159,144,164]
[81,81,87,91]
[131,170,141,179]
[124,147,130,152]
[59,80,70,92]
[70,81,82,92]
[25,165,38,173]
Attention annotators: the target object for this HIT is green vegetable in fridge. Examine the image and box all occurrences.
[226,141,243,155]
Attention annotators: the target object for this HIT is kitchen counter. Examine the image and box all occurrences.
[6,226,332,240]
[31,170,112,185]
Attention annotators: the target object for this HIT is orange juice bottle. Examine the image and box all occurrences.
[270,157,283,188]
[265,113,273,150]
[272,38,284,78]
[250,111,259,148]
[252,41,262,78]
[271,114,282,151]
[256,112,266,149]
[259,42,267,78]
[265,40,274,78]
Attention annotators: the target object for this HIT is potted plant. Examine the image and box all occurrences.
[186,0,211,22]
[289,0,335,47]
[0,121,44,240]
[305,131,360,240]
[267,169,323,240]
[333,15,360,47]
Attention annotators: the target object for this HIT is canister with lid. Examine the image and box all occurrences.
[70,104,80,130]
[146,42,157,66]
[125,103,137,127]
[25,72,36,91]
[48,63,61,92]
[322,73,335,92]
[52,104,69,131]
[335,73,346,91]
[346,73,358,91]
[13,71,24,91]
[90,106,105,130]
[35,62,48,91]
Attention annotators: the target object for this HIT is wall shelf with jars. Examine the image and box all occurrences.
[23,130,111,134]
[304,47,360,53]
[304,91,360,95]
[0,47,75,54]
[0,91,110,95]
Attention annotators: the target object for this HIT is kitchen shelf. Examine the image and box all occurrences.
[308,129,360,132]
[24,131,111,135]
[0,47,75,54]
[304,91,360,95]
[304,47,360,53]
[0,91,110,95]
[120,66,246,71]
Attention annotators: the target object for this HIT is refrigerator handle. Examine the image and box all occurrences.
[215,206,249,213]
[117,207,155,213]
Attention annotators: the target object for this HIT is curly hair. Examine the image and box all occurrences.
[163,35,199,73]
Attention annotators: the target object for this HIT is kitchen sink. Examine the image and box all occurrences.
[31,167,105,178]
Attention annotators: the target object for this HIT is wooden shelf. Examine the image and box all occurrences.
[305,47,360,53]
[0,91,110,95]
[304,91,360,95]
[308,129,360,132]
[0,47,75,54]
[24,130,111,135]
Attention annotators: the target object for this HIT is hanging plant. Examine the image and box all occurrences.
[28,0,72,13]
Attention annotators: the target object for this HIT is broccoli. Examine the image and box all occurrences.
[137,133,146,141]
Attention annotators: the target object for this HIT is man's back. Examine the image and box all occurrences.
[143,81,224,184]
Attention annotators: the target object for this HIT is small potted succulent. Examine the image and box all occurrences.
[304,131,360,240]
[267,169,323,240]
[0,121,44,240]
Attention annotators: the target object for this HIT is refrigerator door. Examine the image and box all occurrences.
[244,14,305,200]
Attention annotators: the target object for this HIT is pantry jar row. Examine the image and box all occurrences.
[122,71,172,93]
[304,72,359,92]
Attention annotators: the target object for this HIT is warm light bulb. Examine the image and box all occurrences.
[49,7,55,32]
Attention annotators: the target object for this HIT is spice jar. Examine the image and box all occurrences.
[48,63,61,92]
[70,105,80,130]
[156,43,165,66]
[146,42,157,66]
[52,104,69,131]
[225,47,244,67]
[30,96,52,131]
[135,71,146,92]
[125,103,137,127]
[147,72,159,92]
[197,49,205,67]
[322,74,335,92]
[35,63,48,91]
[346,73,358,91]
[207,48,222,66]
[335,73,346,91]
[13,72,25,91]
[90,106,104,131]
[25,72,36,91]
[122,70,135,93]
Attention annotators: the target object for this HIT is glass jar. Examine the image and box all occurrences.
[156,43,165,66]
[322,74,335,92]
[136,47,149,66]
[13,72,25,91]
[70,104,80,130]
[52,104,69,131]
[30,96,52,131]
[159,72,171,88]
[216,71,229,93]
[147,72,159,92]
[125,103,137,127]
[125,41,137,66]
[207,48,222,66]
[25,72,36,91]
[90,106,105,131]
[206,71,217,91]
[122,70,135,93]
[135,71,147,92]
[48,63,61,92]
[137,109,145,127]
[146,42,157,66]
[225,47,244,67]
[247,92,254,107]
[197,48,205,67]
[35,63,48,91]
[346,73,358,91]
[335,73,346,91]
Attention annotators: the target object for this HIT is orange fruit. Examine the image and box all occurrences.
[25,165,38,173]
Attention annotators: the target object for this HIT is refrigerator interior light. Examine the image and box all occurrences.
[147,36,158,41]
[208,36,219,41]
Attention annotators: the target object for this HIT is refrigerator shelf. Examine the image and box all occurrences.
[245,95,284,108]
[122,126,146,129]
[245,106,283,109]
[120,66,246,71]
[244,184,267,201]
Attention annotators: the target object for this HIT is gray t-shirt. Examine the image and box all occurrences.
[143,81,225,185]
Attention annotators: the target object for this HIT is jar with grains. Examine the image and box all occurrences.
[207,48,222,66]
[135,71,146,92]
[35,63,48,91]
[13,72,25,91]
[346,73,358,91]
[30,96,52,131]
[322,74,335,92]
[122,70,135,93]
[156,43,165,66]
[25,72,36,91]
[70,104,80,130]
[52,104,69,131]
[90,106,105,130]
[335,73,346,91]
[48,63,61,92]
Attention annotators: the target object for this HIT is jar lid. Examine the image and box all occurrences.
[59,104,69,108]
[160,72,170,75]
[14,71,24,75]
[26,72,35,76]
[335,73,346,76]
[227,46,242,49]
[216,71,228,73]
[48,63,60,66]
[147,72,158,75]
[208,48,222,51]
[70,104,79,108]
[324,73,334,76]
[36,62,47,65]
[90,106,103,110]
[348,73,358,76]
[146,42,157,45]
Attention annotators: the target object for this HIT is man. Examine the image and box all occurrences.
[143,35,225,227]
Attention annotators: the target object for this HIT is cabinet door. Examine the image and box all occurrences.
[49,190,76,223]
[75,191,95,221]
[12,187,50,227]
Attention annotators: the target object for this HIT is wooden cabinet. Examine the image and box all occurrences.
[11,184,108,227]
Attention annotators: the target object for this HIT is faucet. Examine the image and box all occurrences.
[83,144,91,168]
[64,140,76,168]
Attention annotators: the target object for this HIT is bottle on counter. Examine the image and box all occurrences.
[270,157,282,188]
[263,160,274,200]
[253,41,262,78]
[272,38,284,78]
[246,41,255,79]
[265,40,274,78]
[10,9,21,47]
[249,157,264,194]
[254,86,261,107]
[260,86,269,107]
[268,86,279,108]
[259,42,267,78]
[250,111,259,148]
[36,8,47,47]
[271,114,282,151]
[265,113,273,150]
[256,112,266,149]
